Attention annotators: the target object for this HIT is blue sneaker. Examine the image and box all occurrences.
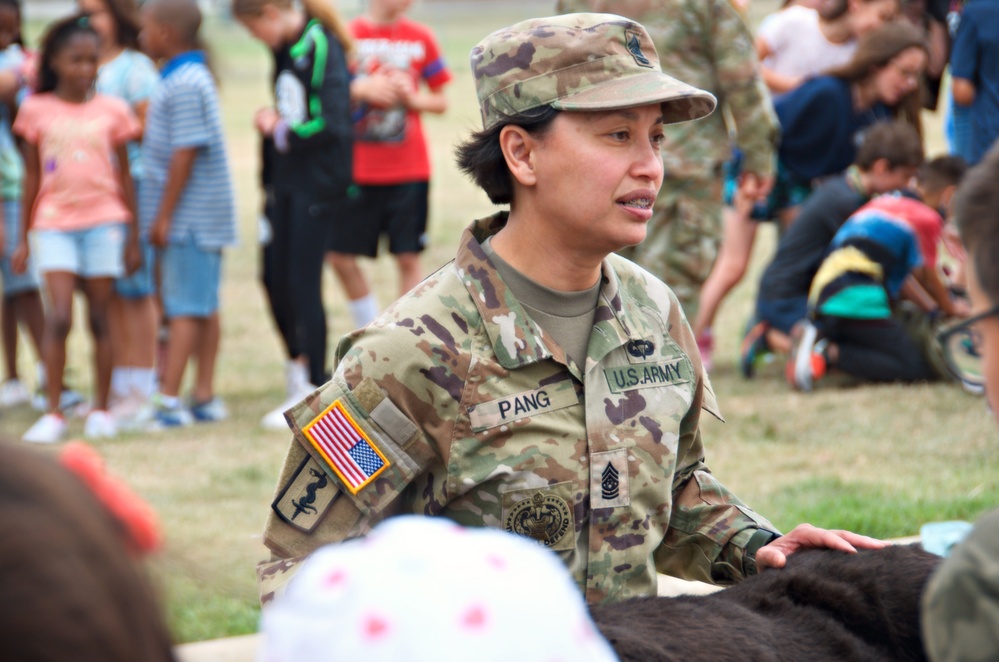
[150,394,192,429]
[190,397,228,423]
[739,318,771,379]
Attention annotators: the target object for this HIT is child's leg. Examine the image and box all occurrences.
[692,206,759,338]
[192,312,220,403]
[41,271,76,414]
[395,252,422,297]
[79,277,115,411]
[13,290,45,364]
[159,316,198,398]
[826,317,933,382]
[1,296,15,380]
[387,182,429,297]
[159,242,223,400]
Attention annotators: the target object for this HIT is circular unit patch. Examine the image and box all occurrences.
[505,491,572,548]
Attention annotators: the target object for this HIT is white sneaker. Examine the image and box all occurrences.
[0,379,30,407]
[32,388,86,414]
[285,360,310,398]
[84,410,118,439]
[261,394,300,431]
[23,413,68,444]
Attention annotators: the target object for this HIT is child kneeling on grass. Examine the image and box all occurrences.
[140,0,236,427]
[787,156,971,391]
[742,120,923,377]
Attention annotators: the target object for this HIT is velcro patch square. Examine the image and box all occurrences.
[303,399,390,494]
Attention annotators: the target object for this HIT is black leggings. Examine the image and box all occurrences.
[261,191,333,387]
[819,316,933,383]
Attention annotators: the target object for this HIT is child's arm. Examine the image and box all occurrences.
[755,37,801,94]
[952,78,976,107]
[115,143,141,275]
[11,142,39,274]
[910,266,970,318]
[149,147,198,249]
[391,69,447,115]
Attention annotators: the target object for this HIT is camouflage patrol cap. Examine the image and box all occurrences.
[471,13,717,130]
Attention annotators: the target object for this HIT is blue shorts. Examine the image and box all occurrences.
[31,222,126,279]
[756,295,809,336]
[160,242,221,318]
[1,200,39,296]
[115,240,156,298]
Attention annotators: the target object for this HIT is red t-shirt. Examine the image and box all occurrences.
[350,16,452,185]
[859,195,943,269]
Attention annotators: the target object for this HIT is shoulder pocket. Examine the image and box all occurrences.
[288,376,425,513]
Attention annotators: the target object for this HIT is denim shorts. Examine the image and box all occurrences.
[160,242,222,318]
[1,200,39,296]
[115,240,157,299]
[31,222,126,278]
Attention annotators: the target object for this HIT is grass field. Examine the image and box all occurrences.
[7,0,997,644]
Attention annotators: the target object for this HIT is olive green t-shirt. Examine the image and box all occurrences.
[483,237,601,367]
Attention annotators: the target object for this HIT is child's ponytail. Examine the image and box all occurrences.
[302,0,353,54]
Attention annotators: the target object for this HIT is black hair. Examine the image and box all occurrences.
[0,0,22,47]
[917,155,967,192]
[854,120,923,170]
[955,142,999,305]
[36,14,99,94]
[454,106,561,205]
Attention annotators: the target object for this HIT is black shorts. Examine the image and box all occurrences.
[327,182,429,257]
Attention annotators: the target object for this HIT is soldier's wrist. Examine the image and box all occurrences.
[743,528,782,576]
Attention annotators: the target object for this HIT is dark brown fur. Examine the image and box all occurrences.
[591,545,939,662]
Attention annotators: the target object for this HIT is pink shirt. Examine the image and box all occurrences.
[13,93,140,231]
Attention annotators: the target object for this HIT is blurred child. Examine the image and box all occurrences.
[0,439,173,661]
[743,121,924,376]
[80,0,161,423]
[949,0,999,166]
[139,0,236,427]
[12,15,141,443]
[757,0,899,94]
[0,0,44,408]
[787,157,970,390]
[691,8,909,356]
[232,0,353,430]
[325,0,452,329]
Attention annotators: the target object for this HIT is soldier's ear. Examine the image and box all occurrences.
[499,124,538,188]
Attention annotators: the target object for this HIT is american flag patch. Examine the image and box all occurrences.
[302,400,390,494]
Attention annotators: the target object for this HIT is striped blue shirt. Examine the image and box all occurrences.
[140,53,236,248]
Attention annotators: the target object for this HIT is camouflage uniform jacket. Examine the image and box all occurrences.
[262,214,779,604]
[557,0,779,179]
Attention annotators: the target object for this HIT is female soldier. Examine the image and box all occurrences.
[257,12,882,605]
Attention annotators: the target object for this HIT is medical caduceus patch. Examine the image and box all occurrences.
[302,400,390,494]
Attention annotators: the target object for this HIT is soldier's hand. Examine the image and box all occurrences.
[755,523,887,571]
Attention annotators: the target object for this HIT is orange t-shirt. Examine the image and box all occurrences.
[13,92,140,230]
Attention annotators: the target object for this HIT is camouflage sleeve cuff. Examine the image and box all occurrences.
[742,528,782,577]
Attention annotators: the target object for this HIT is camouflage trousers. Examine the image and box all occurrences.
[619,173,723,323]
